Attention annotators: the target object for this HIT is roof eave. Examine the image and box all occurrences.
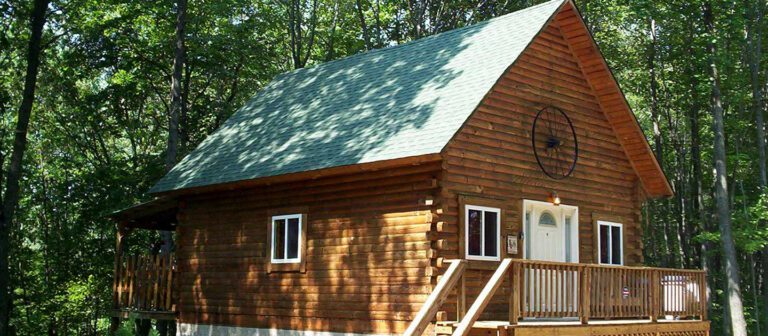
[150,153,444,197]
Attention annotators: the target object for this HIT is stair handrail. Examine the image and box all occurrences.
[403,259,466,336]
[452,258,513,336]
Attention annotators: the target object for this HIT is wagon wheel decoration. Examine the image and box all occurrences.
[531,106,578,179]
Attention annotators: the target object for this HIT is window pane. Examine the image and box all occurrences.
[611,226,621,265]
[468,209,482,256]
[599,224,609,264]
[273,219,286,260]
[484,211,498,257]
[539,212,556,226]
[287,217,300,259]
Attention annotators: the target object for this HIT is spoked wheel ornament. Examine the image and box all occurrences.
[531,106,578,179]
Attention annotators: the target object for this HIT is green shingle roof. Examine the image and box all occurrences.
[150,0,566,194]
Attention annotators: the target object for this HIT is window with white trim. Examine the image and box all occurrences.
[597,221,622,265]
[271,214,302,264]
[465,205,501,261]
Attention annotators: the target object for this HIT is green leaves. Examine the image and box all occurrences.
[2,0,768,334]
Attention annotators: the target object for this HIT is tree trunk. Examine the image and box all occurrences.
[648,18,663,164]
[157,320,167,336]
[158,1,186,334]
[325,0,340,61]
[407,0,424,39]
[648,17,676,268]
[687,32,712,315]
[355,0,372,50]
[0,0,49,334]
[287,0,302,68]
[747,0,768,333]
[301,0,319,67]
[286,0,318,69]
[134,319,151,336]
[704,3,748,336]
[748,0,766,188]
[180,62,191,153]
[166,0,187,173]
[749,254,762,336]
[373,0,383,47]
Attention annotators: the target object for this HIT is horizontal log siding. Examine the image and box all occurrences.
[437,18,643,321]
[176,162,442,334]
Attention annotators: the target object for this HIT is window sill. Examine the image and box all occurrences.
[267,262,305,273]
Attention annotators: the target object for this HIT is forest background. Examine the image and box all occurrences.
[0,0,766,335]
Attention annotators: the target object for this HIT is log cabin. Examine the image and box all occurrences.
[109,1,710,335]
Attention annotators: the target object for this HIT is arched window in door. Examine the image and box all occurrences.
[539,211,557,226]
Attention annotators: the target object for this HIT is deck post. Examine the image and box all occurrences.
[457,275,466,321]
[110,222,129,334]
[509,261,520,325]
[699,272,708,321]
[579,265,590,324]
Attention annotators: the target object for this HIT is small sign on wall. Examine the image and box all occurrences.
[507,234,518,255]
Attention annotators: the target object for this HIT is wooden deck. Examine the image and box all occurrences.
[436,319,710,336]
[406,259,709,336]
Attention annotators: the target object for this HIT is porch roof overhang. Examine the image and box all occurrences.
[110,197,178,231]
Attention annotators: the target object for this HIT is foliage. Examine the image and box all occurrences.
[1,0,767,335]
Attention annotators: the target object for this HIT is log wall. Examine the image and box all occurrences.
[175,161,442,334]
[436,11,645,321]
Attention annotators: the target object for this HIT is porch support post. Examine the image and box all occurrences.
[457,275,466,321]
[509,261,520,325]
[651,270,659,322]
[110,222,129,334]
[699,272,708,321]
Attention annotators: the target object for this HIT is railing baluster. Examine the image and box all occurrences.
[547,266,553,317]
[652,269,659,322]
[597,267,602,318]
[536,266,541,314]
[581,265,590,324]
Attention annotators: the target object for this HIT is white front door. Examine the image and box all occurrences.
[524,200,578,263]
[531,208,564,262]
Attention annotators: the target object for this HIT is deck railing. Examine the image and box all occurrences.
[113,253,176,312]
[509,259,707,324]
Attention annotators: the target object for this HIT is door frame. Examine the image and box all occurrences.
[522,199,579,263]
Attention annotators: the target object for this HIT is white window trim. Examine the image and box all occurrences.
[271,214,302,264]
[465,205,501,261]
[597,220,623,266]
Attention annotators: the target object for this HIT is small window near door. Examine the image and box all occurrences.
[465,205,501,261]
[597,221,622,265]
[271,214,302,264]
